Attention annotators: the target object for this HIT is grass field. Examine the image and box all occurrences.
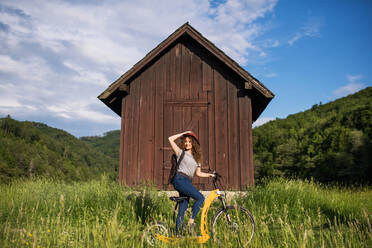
[1,176,371,247]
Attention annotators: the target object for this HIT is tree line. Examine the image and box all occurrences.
[0,116,117,183]
[253,87,372,184]
[1,87,371,185]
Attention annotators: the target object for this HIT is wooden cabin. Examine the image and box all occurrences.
[98,23,274,190]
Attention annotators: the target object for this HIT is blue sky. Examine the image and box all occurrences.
[0,0,371,137]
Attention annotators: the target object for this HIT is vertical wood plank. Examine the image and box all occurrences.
[139,65,155,183]
[128,78,140,186]
[227,79,239,189]
[162,104,173,187]
[154,57,164,187]
[199,106,209,186]
[174,43,181,100]
[124,80,135,185]
[149,64,156,184]
[163,47,173,187]
[181,44,190,100]
[190,45,206,101]
[238,96,249,189]
[184,106,192,130]
[191,106,201,186]
[207,73,215,190]
[214,68,229,181]
[189,45,202,101]
[167,46,174,100]
[119,97,126,183]
[247,97,254,187]
[137,71,145,183]
[139,69,148,184]
[202,58,212,92]
[174,105,183,134]
[122,96,130,185]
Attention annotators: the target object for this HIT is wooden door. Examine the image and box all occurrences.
[162,101,209,189]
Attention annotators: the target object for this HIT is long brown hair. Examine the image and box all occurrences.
[179,135,202,164]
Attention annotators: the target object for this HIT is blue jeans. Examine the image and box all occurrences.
[172,174,205,233]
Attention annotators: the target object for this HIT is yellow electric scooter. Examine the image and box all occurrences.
[141,172,255,247]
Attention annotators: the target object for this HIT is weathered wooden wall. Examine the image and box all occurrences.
[119,37,254,190]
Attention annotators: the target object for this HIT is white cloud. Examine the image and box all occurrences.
[0,55,50,81]
[253,117,275,127]
[213,0,277,25]
[47,102,118,124]
[204,0,278,64]
[347,75,362,83]
[262,39,280,48]
[271,40,279,47]
[288,17,322,46]
[333,83,365,98]
[333,75,366,98]
[264,72,278,78]
[0,97,21,108]
[63,61,108,86]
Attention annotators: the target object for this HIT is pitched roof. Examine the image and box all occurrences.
[98,22,274,121]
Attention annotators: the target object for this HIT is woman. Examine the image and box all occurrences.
[168,131,214,233]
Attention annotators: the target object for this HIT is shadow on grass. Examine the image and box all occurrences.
[126,191,162,225]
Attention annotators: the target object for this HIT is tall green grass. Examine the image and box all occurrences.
[1,177,371,247]
[239,179,372,247]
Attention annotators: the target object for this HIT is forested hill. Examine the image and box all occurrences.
[253,87,372,184]
[80,130,120,162]
[0,117,117,183]
[1,87,371,184]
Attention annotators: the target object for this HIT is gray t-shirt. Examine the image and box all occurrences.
[176,148,201,178]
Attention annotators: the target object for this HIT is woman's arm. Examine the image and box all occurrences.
[168,131,192,156]
[195,167,215,178]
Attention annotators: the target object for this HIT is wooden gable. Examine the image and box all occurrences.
[98,22,274,121]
